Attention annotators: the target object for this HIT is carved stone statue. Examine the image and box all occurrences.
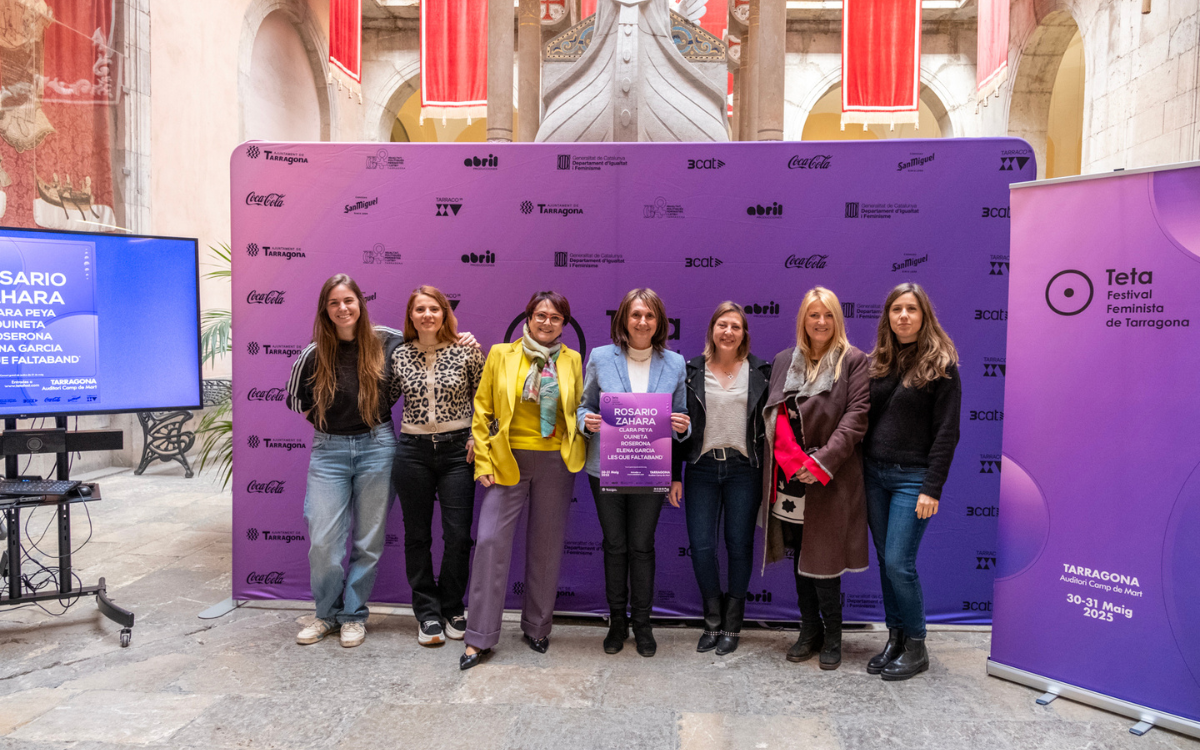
[537,0,729,142]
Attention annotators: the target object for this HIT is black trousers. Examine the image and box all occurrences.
[588,475,666,621]
[780,520,841,621]
[392,431,476,623]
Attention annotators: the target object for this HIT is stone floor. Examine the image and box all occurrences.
[1,466,1197,750]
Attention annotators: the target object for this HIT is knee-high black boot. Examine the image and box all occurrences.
[814,576,843,670]
[715,595,745,655]
[697,595,723,653]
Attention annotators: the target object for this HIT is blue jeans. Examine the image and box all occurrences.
[683,452,761,600]
[864,459,931,639]
[303,423,397,625]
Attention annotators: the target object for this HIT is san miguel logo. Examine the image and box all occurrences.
[344,197,379,215]
[246,480,285,494]
[246,290,285,305]
[245,571,285,585]
[787,154,832,170]
[897,153,935,171]
[247,387,286,402]
[892,253,928,273]
[245,191,284,207]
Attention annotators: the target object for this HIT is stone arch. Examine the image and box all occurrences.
[238,0,333,142]
[372,63,422,143]
[797,74,955,140]
[1006,7,1084,179]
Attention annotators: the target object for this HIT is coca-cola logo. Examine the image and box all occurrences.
[246,290,285,304]
[245,571,285,585]
[247,480,286,494]
[784,254,829,269]
[786,155,832,170]
[245,191,285,207]
[247,387,286,402]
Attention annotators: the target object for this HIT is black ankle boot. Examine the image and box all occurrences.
[814,578,842,670]
[881,637,928,681]
[786,620,824,663]
[867,628,905,674]
[697,595,723,653]
[603,610,628,654]
[631,611,656,657]
[714,595,745,655]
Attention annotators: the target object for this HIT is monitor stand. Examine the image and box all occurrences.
[0,417,135,647]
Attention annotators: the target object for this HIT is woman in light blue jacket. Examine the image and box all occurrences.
[578,288,690,657]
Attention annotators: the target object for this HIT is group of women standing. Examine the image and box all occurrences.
[285,274,961,682]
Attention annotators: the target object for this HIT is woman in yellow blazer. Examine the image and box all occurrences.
[460,291,586,669]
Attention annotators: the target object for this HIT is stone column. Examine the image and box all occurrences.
[731,67,741,141]
[743,5,759,142]
[755,0,784,140]
[487,0,515,142]
[518,0,541,141]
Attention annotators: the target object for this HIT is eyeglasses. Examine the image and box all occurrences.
[533,313,564,325]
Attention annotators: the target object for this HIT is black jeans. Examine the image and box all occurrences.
[588,475,666,621]
[780,520,841,620]
[392,431,476,623]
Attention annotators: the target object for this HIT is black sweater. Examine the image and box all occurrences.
[286,329,403,435]
[864,360,961,500]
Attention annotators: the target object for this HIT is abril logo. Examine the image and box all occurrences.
[463,154,498,168]
[1045,270,1093,316]
[747,202,783,217]
[461,251,495,265]
[744,301,780,316]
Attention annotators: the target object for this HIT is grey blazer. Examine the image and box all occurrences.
[576,344,690,478]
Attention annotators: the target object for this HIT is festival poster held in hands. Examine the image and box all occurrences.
[599,392,673,494]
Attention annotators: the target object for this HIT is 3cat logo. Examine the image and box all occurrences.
[989,261,1010,275]
[246,243,260,257]
[969,410,1003,421]
[246,528,260,541]
[976,556,997,570]
[520,200,534,214]
[461,251,495,265]
[981,206,1010,218]
[246,145,260,159]
[248,435,261,449]
[557,154,571,170]
[979,460,1001,474]
[962,600,993,611]
[555,252,568,267]
[845,202,859,218]
[247,342,260,355]
[687,158,725,170]
[436,202,463,217]
[1000,156,1030,171]
[685,256,722,268]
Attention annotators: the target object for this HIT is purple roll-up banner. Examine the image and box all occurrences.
[231,138,1034,622]
[989,162,1200,736]
[599,392,673,493]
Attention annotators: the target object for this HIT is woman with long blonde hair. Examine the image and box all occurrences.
[758,286,869,670]
[862,282,961,681]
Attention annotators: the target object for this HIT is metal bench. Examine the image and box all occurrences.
[134,378,231,478]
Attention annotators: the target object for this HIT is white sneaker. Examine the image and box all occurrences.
[340,621,367,648]
[444,615,466,641]
[418,619,445,646]
[296,619,339,645]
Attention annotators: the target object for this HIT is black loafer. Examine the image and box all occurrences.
[459,647,490,670]
[524,634,550,653]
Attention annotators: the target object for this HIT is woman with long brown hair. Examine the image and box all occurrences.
[758,286,869,671]
[863,282,961,681]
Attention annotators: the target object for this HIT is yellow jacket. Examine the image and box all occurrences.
[471,341,586,485]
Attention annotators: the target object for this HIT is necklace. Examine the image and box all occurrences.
[710,359,742,382]
[628,347,652,363]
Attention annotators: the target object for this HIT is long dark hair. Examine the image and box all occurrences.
[310,274,384,429]
[869,282,958,388]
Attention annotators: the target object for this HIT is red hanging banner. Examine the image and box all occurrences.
[976,0,1009,100]
[421,0,488,121]
[330,0,361,83]
[582,0,596,17]
[841,0,921,128]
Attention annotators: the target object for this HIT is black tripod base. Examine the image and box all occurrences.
[1,577,135,647]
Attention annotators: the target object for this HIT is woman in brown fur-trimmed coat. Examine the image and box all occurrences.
[758,286,869,670]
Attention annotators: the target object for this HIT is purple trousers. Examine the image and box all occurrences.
[465,449,576,650]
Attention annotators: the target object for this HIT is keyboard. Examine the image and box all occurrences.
[0,479,81,496]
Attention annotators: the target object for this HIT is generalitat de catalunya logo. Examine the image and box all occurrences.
[1045,270,1094,316]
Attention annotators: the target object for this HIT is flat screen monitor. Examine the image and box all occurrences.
[0,226,201,418]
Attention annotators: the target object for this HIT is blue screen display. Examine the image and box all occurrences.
[0,227,201,417]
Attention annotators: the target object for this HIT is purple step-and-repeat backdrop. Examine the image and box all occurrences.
[230,138,1035,624]
[993,164,1200,723]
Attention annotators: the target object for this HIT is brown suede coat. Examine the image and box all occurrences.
[759,346,870,578]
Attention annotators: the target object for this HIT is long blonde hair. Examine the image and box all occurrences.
[310,274,384,430]
[795,286,850,381]
[869,282,959,388]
